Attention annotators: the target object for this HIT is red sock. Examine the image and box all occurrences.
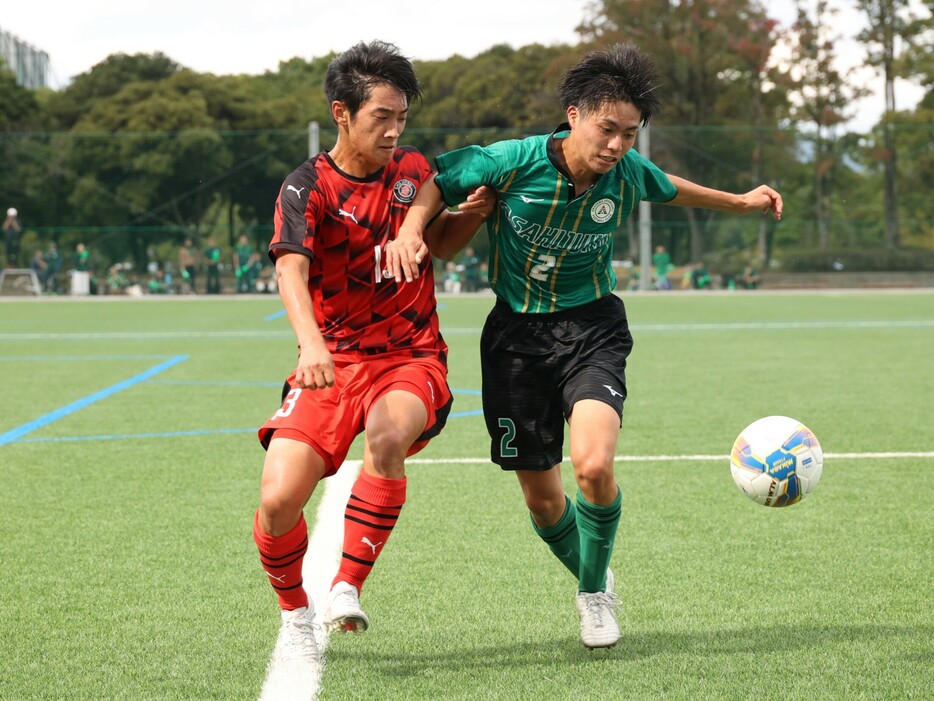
[332,471,406,593]
[253,510,309,611]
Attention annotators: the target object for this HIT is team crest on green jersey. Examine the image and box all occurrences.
[591,198,615,224]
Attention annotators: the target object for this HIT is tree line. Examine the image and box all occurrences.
[0,0,931,275]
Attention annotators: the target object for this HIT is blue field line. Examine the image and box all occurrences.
[449,409,483,418]
[264,309,287,321]
[16,414,487,444]
[146,382,485,394]
[12,401,483,444]
[0,354,173,362]
[149,380,483,392]
[150,379,282,387]
[18,427,256,444]
[0,355,189,447]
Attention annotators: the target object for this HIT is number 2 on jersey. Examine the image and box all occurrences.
[529,253,556,281]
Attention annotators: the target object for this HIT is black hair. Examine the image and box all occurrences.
[324,40,422,121]
[558,44,662,125]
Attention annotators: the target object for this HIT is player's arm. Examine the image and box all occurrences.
[275,252,334,390]
[386,176,494,280]
[424,185,496,261]
[385,175,445,283]
[663,174,783,221]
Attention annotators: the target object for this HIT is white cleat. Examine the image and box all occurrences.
[276,606,320,661]
[259,606,324,701]
[576,590,621,649]
[324,581,370,633]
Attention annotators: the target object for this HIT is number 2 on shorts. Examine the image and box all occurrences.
[498,417,518,458]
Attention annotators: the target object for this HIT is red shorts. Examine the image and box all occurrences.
[257,353,452,476]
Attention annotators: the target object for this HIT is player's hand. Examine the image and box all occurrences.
[458,185,497,218]
[384,231,428,284]
[293,343,335,390]
[743,185,783,221]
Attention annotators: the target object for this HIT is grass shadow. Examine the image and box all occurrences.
[328,622,932,678]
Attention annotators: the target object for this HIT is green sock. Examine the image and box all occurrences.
[530,495,580,578]
[575,486,621,593]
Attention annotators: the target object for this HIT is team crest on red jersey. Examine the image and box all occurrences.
[393,178,417,203]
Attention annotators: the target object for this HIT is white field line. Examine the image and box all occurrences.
[258,460,361,701]
[403,452,934,464]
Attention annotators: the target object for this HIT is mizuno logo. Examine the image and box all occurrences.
[339,206,358,224]
[361,537,383,555]
[519,195,544,203]
[264,570,286,584]
[286,185,306,198]
[603,384,623,398]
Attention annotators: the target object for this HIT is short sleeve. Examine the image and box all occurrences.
[434,143,511,205]
[624,149,678,203]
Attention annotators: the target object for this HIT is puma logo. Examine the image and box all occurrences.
[286,185,306,198]
[338,206,358,224]
[361,537,383,555]
[264,570,286,584]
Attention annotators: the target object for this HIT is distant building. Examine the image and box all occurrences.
[0,27,50,89]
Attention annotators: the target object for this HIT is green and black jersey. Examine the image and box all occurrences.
[434,123,677,313]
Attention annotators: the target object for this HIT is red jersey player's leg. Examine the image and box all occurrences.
[324,357,452,633]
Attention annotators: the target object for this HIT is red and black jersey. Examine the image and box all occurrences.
[269,147,445,360]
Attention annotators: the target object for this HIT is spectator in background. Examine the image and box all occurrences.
[443,261,462,293]
[461,246,482,292]
[679,262,695,289]
[234,234,256,293]
[652,244,673,290]
[45,242,62,293]
[690,261,712,289]
[71,242,91,295]
[30,249,47,289]
[739,263,760,289]
[107,264,130,294]
[148,267,169,294]
[627,266,641,291]
[179,238,199,293]
[204,238,222,294]
[4,207,21,267]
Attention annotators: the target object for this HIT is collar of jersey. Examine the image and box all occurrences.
[322,150,387,183]
[547,122,573,181]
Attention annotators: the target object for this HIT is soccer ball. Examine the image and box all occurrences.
[730,416,823,507]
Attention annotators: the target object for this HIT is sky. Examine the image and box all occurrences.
[1,0,926,132]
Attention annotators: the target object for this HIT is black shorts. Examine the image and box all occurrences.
[480,294,633,471]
